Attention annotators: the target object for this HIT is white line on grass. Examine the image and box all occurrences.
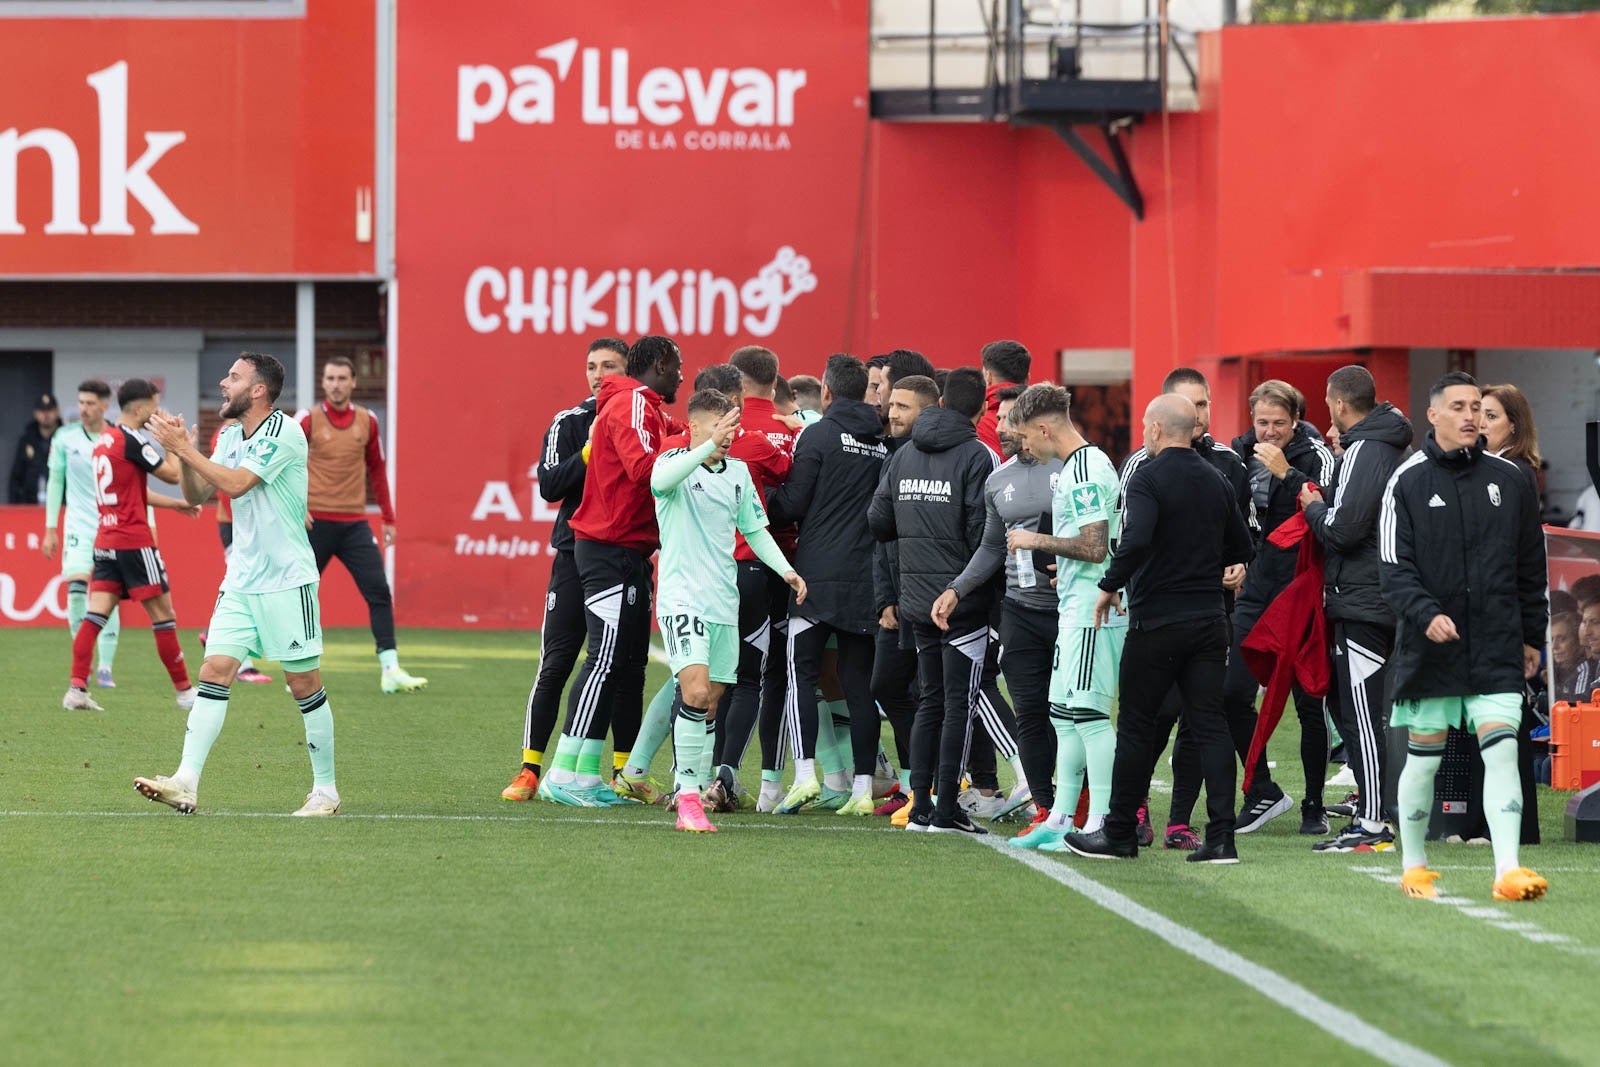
[982,838,1452,1067]
[0,809,900,832]
[1346,864,1581,949]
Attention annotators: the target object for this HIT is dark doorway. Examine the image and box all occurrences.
[1,351,55,504]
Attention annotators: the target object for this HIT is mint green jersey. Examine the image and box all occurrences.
[1053,443,1125,630]
[212,410,318,594]
[652,449,769,626]
[48,422,101,542]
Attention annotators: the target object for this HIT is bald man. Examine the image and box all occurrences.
[1062,394,1254,864]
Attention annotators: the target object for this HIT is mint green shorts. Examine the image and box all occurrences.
[1391,692,1522,735]
[659,612,738,684]
[1050,625,1126,714]
[61,529,94,578]
[207,582,323,667]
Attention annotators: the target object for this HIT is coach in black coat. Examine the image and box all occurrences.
[768,355,888,787]
[868,369,997,830]
[1380,427,1546,702]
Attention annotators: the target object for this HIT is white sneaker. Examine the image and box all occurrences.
[63,688,104,711]
[175,686,198,711]
[1326,764,1357,788]
[964,792,1008,820]
[292,789,341,817]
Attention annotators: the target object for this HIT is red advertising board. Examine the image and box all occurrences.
[0,505,382,630]
[394,0,869,627]
[0,0,375,276]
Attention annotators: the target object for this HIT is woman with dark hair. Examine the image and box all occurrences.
[1471,382,1544,844]
[1481,383,1541,497]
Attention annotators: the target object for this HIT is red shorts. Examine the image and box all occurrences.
[91,546,170,601]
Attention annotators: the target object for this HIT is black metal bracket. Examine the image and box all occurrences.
[1043,119,1145,221]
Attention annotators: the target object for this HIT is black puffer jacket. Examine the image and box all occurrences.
[1380,432,1548,700]
[769,396,888,632]
[1231,422,1336,614]
[872,434,906,617]
[868,406,994,628]
[1303,403,1413,625]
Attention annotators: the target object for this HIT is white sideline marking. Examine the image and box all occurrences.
[1347,865,1580,949]
[984,839,1452,1067]
[0,809,899,832]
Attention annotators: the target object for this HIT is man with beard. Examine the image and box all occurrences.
[933,386,1061,832]
[1228,380,1336,834]
[137,354,336,816]
[870,368,998,835]
[867,374,941,817]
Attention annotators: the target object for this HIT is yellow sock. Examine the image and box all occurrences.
[523,748,543,768]
[613,750,630,772]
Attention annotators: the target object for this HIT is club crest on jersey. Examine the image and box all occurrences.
[1049,473,1059,492]
[1072,485,1101,517]
[1488,483,1501,507]
[546,590,557,611]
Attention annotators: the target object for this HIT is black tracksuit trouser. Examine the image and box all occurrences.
[1107,617,1236,848]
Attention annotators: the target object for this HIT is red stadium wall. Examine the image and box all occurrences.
[0,507,382,628]
[394,9,1600,627]
[1131,15,1600,432]
[393,0,873,627]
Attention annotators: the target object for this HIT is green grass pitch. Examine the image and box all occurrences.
[4,626,1600,1066]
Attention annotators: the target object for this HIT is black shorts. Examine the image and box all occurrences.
[90,546,170,601]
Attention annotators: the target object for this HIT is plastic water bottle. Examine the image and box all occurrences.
[1013,527,1037,589]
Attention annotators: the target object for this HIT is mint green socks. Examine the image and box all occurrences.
[1397,737,1446,869]
[1048,704,1087,831]
[1479,727,1525,878]
[548,733,582,784]
[96,604,120,671]
[576,737,605,785]
[626,681,677,778]
[66,581,87,635]
[176,681,232,787]
[1076,712,1115,816]
[674,703,709,793]
[296,688,336,788]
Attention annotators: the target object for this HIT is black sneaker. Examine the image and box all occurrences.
[929,811,989,836]
[906,807,935,833]
[1299,800,1329,836]
[1060,828,1138,860]
[1300,812,1330,836]
[1311,823,1394,853]
[1235,789,1293,834]
[1187,835,1240,864]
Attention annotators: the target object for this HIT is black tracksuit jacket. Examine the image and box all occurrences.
[537,396,597,553]
[1303,402,1414,626]
[1379,432,1548,700]
[769,396,888,633]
